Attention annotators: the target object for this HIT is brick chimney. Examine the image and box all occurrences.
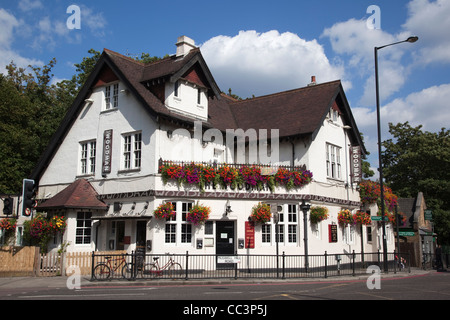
[176,36,196,57]
[308,75,317,86]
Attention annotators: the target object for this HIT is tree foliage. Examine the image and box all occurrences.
[382,122,450,244]
[0,49,164,194]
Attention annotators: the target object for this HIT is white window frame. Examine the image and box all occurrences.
[105,83,119,110]
[75,211,92,245]
[80,140,96,175]
[326,143,342,180]
[343,224,355,245]
[122,132,142,170]
[262,204,299,246]
[164,201,193,246]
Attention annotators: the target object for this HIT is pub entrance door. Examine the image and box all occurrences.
[216,221,235,269]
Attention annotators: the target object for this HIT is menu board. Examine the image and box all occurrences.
[245,221,255,248]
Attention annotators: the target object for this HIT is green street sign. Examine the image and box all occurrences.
[424,210,433,221]
[398,231,415,236]
[371,216,387,221]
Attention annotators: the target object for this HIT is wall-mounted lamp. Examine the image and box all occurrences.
[225,200,232,215]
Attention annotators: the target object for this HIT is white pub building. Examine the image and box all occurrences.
[31,36,394,256]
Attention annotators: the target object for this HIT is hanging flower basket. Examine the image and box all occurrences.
[48,215,67,234]
[187,203,211,225]
[353,210,371,225]
[338,209,354,226]
[310,206,329,224]
[0,218,16,231]
[153,202,176,220]
[251,202,272,224]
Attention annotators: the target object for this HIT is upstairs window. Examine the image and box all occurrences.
[326,143,342,180]
[80,140,96,175]
[123,132,142,170]
[105,83,119,110]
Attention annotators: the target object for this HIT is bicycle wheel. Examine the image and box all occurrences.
[93,264,111,280]
[168,263,183,279]
[142,263,159,278]
[122,263,134,280]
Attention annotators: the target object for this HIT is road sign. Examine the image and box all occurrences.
[371,216,387,221]
[424,210,433,221]
[217,256,241,264]
[398,231,415,236]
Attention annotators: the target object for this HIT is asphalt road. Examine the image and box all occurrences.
[1,271,449,302]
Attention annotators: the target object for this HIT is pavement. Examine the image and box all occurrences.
[0,268,434,290]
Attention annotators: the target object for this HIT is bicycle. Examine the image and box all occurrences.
[93,255,134,280]
[142,253,183,279]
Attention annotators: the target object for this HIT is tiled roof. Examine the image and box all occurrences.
[37,179,107,210]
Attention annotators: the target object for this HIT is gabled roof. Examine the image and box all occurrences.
[227,80,365,150]
[31,43,366,183]
[37,179,107,210]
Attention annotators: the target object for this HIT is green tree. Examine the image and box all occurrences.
[382,122,450,244]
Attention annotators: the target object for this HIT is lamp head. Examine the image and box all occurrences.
[406,36,419,43]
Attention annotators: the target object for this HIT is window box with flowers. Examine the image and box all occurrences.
[187,202,211,225]
[153,202,176,220]
[310,206,329,224]
[250,202,272,224]
[337,209,354,226]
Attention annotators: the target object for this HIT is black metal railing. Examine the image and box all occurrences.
[90,251,411,281]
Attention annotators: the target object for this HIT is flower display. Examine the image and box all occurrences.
[187,203,211,225]
[251,202,272,224]
[359,180,398,213]
[48,215,67,234]
[217,165,239,188]
[310,206,329,224]
[353,210,371,225]
[29,215,50,239]
[0,218,16,231]
[159,160,313,192]
[338,209,354,225]
[153,202,176,220]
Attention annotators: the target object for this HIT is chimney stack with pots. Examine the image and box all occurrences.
[176,36,196,57]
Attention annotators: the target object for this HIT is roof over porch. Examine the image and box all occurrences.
[37,179,108,211]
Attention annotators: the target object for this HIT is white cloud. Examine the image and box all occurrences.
[0,9,43,74]
[18,0,43,12]
[321,18,412,106]
[400,0,450,65]
[200,30,345,98]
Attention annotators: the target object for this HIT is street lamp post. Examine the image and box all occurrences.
[300,200,311,273]
[374,36,418,272]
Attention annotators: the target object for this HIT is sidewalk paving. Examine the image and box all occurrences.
[0,268,432,290]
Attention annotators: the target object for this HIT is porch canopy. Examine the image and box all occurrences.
[37,179,108,211]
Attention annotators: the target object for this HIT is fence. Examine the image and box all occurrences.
[90,251,411,281]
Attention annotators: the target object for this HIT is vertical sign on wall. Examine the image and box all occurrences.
[102,129,113,175]
[350,146,362,184]
[328,224,338,243]
[245,221,255,249]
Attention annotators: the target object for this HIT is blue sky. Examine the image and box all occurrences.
[1,0,450,173]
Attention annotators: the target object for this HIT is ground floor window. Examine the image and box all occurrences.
[76,211,92,244]
[164,201,193,245]
[262,204,299,246]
